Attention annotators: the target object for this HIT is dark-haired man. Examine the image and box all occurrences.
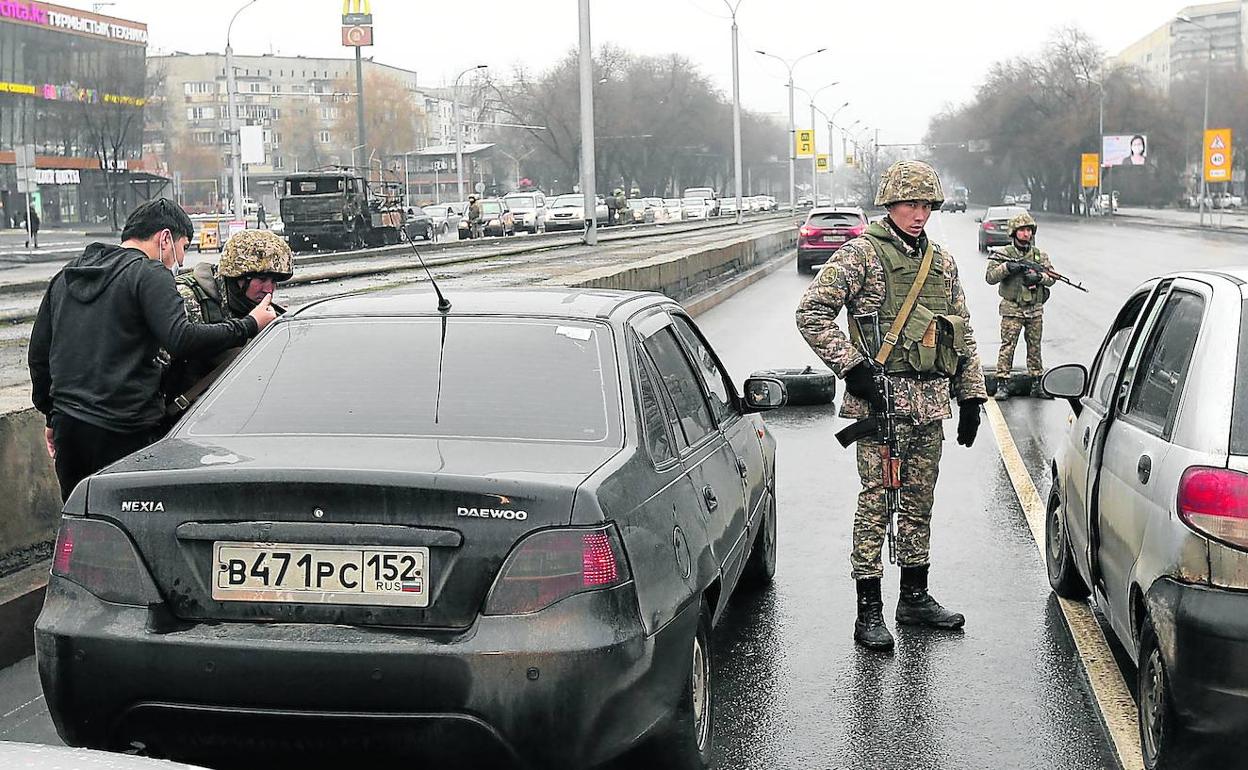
[28,199,278,500]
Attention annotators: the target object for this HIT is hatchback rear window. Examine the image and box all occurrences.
[809,213,861,227]
[184,318,621,444]
[1233,300,1248,455]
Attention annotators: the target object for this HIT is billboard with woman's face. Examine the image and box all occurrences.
[1103,134,1148,167]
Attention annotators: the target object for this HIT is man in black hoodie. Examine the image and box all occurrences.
[28,199,278,501]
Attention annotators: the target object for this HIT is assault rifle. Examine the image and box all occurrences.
[987,251,1088,292]
[834,313,901,564]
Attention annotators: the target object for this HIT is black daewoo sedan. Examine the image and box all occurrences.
[36,288,786,769]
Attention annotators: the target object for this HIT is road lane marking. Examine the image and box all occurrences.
[1,693,43,720]
[984,398,1144,770]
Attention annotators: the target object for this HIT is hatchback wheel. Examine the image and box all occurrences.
[1045,486,1090,599]
[1139,616,1192,770]
[647,600,714,769]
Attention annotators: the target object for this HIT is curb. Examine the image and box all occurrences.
[1032,210,1248,238]
[0,235,798,670]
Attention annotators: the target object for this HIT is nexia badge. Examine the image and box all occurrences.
[457,506,528,521]
[121,501,165,512]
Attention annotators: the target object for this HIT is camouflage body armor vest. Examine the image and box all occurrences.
[996,244,1051,307]
[852,227,967,377]
[175,272,227,323]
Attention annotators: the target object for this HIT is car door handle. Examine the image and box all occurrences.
[1137,454,1153,485]
[1082,427,1091,449]
[702,485,719,513]
[736,456,748,478]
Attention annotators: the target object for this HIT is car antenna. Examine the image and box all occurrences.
[399,226,452,313]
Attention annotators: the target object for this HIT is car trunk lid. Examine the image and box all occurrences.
[88,435,618,629]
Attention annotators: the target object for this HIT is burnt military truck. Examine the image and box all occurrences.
[279,170,406,252]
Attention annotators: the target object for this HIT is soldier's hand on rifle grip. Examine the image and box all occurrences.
[844,361,886,412]
[1006,261,1026,275]
[957,399,984,447]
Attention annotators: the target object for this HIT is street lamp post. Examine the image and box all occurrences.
[225,0,258,222]
[721,1,745,224]
[756,48,827,214]
[453,64,488,201]
[577,0,598,245]
[795,82,839,205]
[1178,14,1214,226]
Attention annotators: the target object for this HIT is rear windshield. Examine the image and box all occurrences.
[285,177,346,196]
[184,318,621,445]
[1234,299,1248,455]
[480,201,502,215]
[985,206,1023,220]
[809,212,861,227]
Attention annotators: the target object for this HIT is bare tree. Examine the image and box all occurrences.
[78,53,153,230]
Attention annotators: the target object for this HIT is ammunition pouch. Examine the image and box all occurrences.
[889,304,965,377]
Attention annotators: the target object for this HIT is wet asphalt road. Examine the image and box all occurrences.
[2,210,1246,767]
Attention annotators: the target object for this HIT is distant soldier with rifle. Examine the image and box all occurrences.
[985,212,1085,400]
[797,160,987,652]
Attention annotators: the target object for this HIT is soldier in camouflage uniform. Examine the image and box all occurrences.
[162,229,293,421]
[796,160,988,652]
[986,211,1054,400]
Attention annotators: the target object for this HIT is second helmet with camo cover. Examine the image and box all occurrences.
[1007,211,1037,236]
[218,229,294,280]
[874,160,945,208]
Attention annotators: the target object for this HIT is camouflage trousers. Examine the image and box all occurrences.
[996,315,1044,378]
[852,419,944,580]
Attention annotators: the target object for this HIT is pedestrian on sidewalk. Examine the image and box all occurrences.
[25,205,39,249]
[986,212,1054,399]
[28,199,278,501]
[796,160,988,652]
[257,201,267,229]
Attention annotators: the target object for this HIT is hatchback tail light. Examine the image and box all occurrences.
[848,224,866,237]
[51,517,161,605]
[982,221,995,230]
[1178,467,1248,550]
[798,225,819,238]
[483,525,631,615]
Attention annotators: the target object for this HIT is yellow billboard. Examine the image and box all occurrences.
[1080,153,1100,188]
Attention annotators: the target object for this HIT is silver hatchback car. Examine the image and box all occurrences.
[1043,268,1248,770]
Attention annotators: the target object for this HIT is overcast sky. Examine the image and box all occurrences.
[79,0,1190,147]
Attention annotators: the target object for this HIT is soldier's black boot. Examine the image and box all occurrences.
[896,565,965,630]
[854,578,895,652]
[994,375,1011,401]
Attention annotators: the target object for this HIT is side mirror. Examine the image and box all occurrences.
[742,377,787,411]
[1041,364,1087,415]
[974,216,983,223]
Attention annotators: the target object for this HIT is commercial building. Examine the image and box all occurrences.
[1116,1,1248,93]
[0,1,157,226]
[150,53,501,213]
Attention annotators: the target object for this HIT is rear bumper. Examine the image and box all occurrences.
[797,245,844,267]
[1148,578,1248,740]
[36,576,695,769]
[980,232,1009,245]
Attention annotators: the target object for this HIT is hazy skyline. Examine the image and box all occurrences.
[72,0,1198,149]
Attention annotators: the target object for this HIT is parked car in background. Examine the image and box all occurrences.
[746,196,767,213]
[36,287,786,770]
[815,196,831,207]
[479,198,515,237]
[1214,192,1242,209]
[1001,194,1017,205]
[402,206,437,241]
[1098,191,1120,214]
[681,197,712,220]
[504,192,548,233]
[1041,267,1248,770]
[644,197,669,223]
[796,206,867,275]
[719,197,741,218]
[683,187,719,216]
[625,198,655,224]
[662,198,684,222]
[546,194,588,232]
[942,199,967,213]
[976,205,1028,252]
[435,202,465,237]
[1018,193,1032,204]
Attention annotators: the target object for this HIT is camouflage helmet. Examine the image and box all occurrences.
[219,229,294,280]
[874,160,945,208]
[1008,211,1037,236]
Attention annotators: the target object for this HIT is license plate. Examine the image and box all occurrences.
[823,235,845,243]
[212,542,430,607]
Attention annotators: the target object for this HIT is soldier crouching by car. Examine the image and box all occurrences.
[161,229,292,425]
[795,160,988,652]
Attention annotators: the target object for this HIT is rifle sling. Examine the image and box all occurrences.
[875,244,936,366]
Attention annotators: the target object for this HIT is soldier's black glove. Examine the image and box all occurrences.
[844,361,886,412]
[957,399,984,447]
[1006,261,1026,275]
[1022,270,1043,286]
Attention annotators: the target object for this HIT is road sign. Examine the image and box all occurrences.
[795,130,815,158]
[1204,128,1232,182]
[815,154,830,173]
[845,153,855,167]
[1080,153,1100,188]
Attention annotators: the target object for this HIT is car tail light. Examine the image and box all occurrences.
[848,224,866,237]
[483,525,631,615]
[982,221,995,230]
[798,225,818,238]
[1178,467,1248,549]
[51,517,161,605]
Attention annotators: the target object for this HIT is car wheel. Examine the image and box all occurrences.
[750,366,835,407]
[978,238,987,254]
[648,599,714,770]
[740,493,777,590]
[1139,616,1193,770]
[1045,485,1090,599]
